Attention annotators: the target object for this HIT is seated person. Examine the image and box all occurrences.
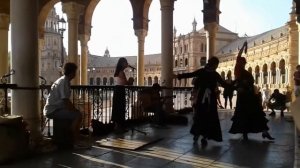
[139,83,167,126]
[268,89,286,117]
[43,62,84,147]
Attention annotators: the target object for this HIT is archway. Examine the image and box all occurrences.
[262,64,268,84]
[270,62,276,84]
[255,65,260,84]
[221,71,225,80]
[96,77,101,85]
[279,59,286,84]
[148,76,152,86]
[109,77,114,85]
[103,77,107,85]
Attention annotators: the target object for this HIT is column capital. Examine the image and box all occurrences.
[134,29,148,38]
[0,13,10,30]
[204,22,218,32]
[160,0,175,10]
[62,2,84,20]
[79,34,90,46]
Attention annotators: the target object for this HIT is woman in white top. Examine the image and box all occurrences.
[111,58,133,132]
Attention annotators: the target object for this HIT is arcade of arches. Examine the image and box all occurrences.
[0,0,300,142]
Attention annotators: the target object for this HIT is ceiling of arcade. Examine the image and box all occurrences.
[2,0,300,39]
[0,0,153,38]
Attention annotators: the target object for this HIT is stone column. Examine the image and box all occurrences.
[38,38,45,81]
[276,69,280,85]
[0,14,9,78]
[160,0,175,113]
[11,0,41,140]
[204,22,218,61]
[135,29,147,86]
[260,72,263,85]
[79,35,89,85]
[0,13,9,110]
[62,2,84,85]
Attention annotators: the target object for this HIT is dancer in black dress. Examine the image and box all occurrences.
[229,41,274,141]
[176,57,228,146]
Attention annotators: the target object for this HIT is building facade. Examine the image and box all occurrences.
[86,7,298,95]
[40,8,65,84]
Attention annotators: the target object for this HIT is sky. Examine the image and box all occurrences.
[54,0,292,57]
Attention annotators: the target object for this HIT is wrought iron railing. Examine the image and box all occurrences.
[1,83,193,132]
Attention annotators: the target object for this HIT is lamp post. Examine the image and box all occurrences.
[87,67,95,85]
[58,16,66,67]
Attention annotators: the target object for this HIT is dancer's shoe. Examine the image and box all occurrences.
[262,132,275,140]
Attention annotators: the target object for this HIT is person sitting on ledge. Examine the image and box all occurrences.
[139,83,167,126]
[43,62,86,148]
[268,89,286,117]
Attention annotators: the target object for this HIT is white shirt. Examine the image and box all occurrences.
[115,71,127,85]
[262,88,271,101]
[43,75,71,115]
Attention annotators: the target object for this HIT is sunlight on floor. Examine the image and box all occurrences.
[72,146,247,168]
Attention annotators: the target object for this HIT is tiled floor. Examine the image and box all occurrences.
[1,110,296,168]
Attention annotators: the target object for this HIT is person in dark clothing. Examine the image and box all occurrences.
[111,57,134,133]
[268,89,286,117]
[229,41,274,141]
[175,56,228,146]
[223,76,234,109]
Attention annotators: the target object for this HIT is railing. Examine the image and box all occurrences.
[0,70,17,116]
[1,82,193,131]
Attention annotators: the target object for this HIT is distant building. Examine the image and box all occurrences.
[88,12,296,93]
[40,8,66,84]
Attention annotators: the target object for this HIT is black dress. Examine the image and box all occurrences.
[178,68,226,142]
[111,85,126,127]
[229,69,269,134]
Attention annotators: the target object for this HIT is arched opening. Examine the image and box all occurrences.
[270,62,276,84]
[154,76,158,84]
[279,59,286,84]
[221,71,225,80]
[227,70,232,79]
[96,77,101,85]
[148,77,152,86]
[89,77,94,85]
[103,77,107,85]
[248,67,252,74]
[109,77,114,85]
[255,65,260,84]
[262,64,268,84]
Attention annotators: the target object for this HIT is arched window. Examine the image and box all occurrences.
[255,66,260,84]
[154,76,158,84]
[110,77,114,85]
[262,64,268,84]
[221,71,225,80]
[103,77,107,85]
[270,62,276,84]
[279,59,286,84]
[200,57,206,66]
[148,77,152,86]
[227,70,232,79]
[185,58,188,66]
[247,67,252,74]
[201,43,204,52]
[96,77,101,85]
[89,78,94,85]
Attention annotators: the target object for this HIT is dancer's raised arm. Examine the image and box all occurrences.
[237,41,247,58]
